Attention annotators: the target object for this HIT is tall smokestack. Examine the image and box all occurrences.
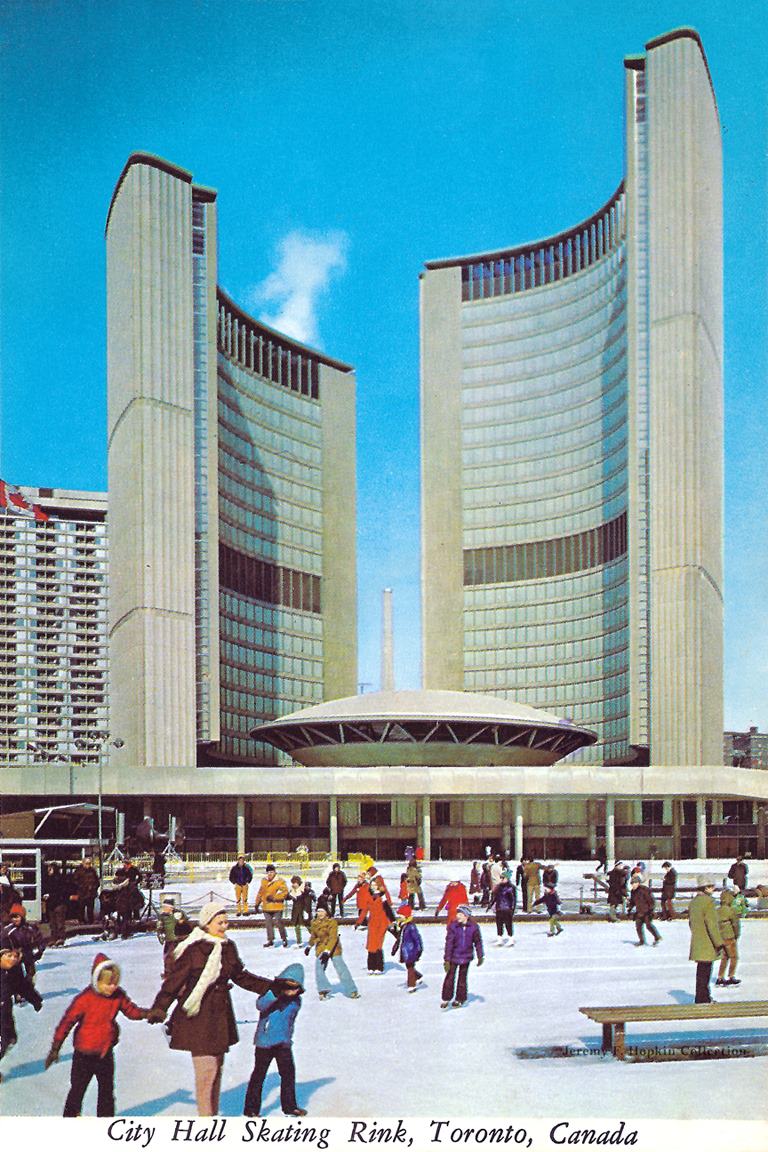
[381,587,395,692]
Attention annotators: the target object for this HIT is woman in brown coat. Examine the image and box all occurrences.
[148,901,274,1115]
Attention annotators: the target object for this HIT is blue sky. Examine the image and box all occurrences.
[1,1,765,728]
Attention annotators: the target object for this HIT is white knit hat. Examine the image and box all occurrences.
[198,900,228,927]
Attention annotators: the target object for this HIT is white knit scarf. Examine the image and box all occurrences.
[172,926,225,1017]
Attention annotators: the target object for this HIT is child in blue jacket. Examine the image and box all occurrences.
[243,963,306,1118]
[534,885,563,936]
[395,903,424,992]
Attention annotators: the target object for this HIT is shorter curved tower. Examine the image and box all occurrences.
[420,29,722,767]
[107,154,356,770]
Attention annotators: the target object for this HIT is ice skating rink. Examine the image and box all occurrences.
[2,915,767,1122]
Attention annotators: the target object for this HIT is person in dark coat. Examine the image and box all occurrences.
[394,903,424,991]
[229,856,254,916]
[112,863,143,939]
[479,862,492,907]
[0,865,23,926]
[727,856,748,892]
[595,842,608,873]
[73,858,100,924]
[628,877,661,945]
[487,876,516,945]
[42,863,69,947]
[147,901,275,1116]
[1,946,43,1082]
[1,904,45,984]
[660,861,678,920]
[515,857,529,912]
[534,885,564,935]
[542,863,559,889]
[325,863,347,918]
[441,905,483,1008]
[607,861,629,922]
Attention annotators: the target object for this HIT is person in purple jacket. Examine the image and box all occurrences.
[487,877,516,946]
[441,904,483,1009]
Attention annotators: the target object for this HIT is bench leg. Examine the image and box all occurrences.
[613,1022,626,1060]
[602,1022,613,1053]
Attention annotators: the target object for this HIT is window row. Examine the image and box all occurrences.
[463,490,627,546]
[219,543,321,614]
[218,297,320,399]
[459,188,625,302]
[462,299,626,372]
[220,365,322,447]
[464,513,627,585]
[221,593,323,637]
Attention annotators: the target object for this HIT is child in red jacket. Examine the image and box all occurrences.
[45,952,149,1116]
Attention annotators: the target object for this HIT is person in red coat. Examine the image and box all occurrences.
[45,952,149,1116]
[436,880,469,924]
[355,876,394,973]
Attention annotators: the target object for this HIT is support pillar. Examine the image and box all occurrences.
[696,797,707,859]
[329,796,338,860]
[672,799,682,859]
[502,798,513,856]
[757,805,767,859]
[587,799,597,857]
[605,798,615,864]
[143,799,153,819]
[236,797,246,857]
[421,796,431,861]
[514,797,524,861]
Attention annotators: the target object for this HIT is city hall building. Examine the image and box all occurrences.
[3,33,767,861]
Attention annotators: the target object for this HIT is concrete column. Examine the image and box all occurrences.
[421,796,431,860]
[605,798,615,863]
[236,797,246,857]
[501,798,513,855]
[143,800,153,819]
[757,806,767,859]
[587,799,597,856]
[514,797,524,860]
[329,796,338,860]
[696,797,707,859]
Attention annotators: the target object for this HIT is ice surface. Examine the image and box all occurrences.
[2,857,767,1122]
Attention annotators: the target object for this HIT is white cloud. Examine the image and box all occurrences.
[247,230,348,347]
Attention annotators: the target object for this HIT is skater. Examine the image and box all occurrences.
[534,884,564,936]
[42,862,69,946]
[45,952,148,1116]
[325,862,347,918]
[479,861,492,906]
[1,904,45,985]
[406,859,426,910]
[469,862,482,904]
[306,907,359,999]
[516,857,529,912]
[398,872,409,902]
[628,876,661,945]
[146,901,275,1116]
[355,875,393,973]
[542,862,559,889]
[487,874,516,944]
[436,878,469,924]
[727,855,748,892]
[156,896,191,975]
[254,864,290,948]
[660,861,678,920]
[607,861,629,921]
[1,946,42,1077]
[347,871,370,922]
[111,862,143,939]
[394,903,424,991]
[243,963,307,1118]
[0,866,22,927]
[441,905,483,1008]
[288,876,313,946]
[688,876,723,1004]
[716,888,741,987]
[595,841,608,873]
[73,857,100,924]
[524,858,544,910]
[229,855,253,916]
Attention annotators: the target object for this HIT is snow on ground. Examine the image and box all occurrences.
[2,889,767,1121]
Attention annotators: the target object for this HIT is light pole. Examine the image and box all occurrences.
[75,733,124,880]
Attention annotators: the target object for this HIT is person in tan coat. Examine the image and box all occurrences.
[306,907,359,999]
[715,887,742,987]
[254,864,289,948]
[688,876,724,1003]
[524,859,543,910]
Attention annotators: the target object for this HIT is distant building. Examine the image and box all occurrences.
[421,28,723,768]
[724,727,768,772]
[0,489,108,767]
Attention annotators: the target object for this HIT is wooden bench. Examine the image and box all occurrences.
[579,1001,768,1060]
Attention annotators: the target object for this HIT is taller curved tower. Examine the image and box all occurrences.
[420,29,723,767]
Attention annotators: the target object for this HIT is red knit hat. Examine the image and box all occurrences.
[397,903,412,918]
[91,952,120,990]
[9,903,25,917]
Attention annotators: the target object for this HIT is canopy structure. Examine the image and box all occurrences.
[252,689,597,767]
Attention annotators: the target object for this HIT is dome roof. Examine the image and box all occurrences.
[251,689,596,768]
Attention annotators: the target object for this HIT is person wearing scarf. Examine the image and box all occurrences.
[147,901,274,1116]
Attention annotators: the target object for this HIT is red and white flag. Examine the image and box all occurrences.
[0,479,50,522]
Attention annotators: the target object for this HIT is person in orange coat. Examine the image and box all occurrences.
[436,880,469,925]
[355,876,394,974]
